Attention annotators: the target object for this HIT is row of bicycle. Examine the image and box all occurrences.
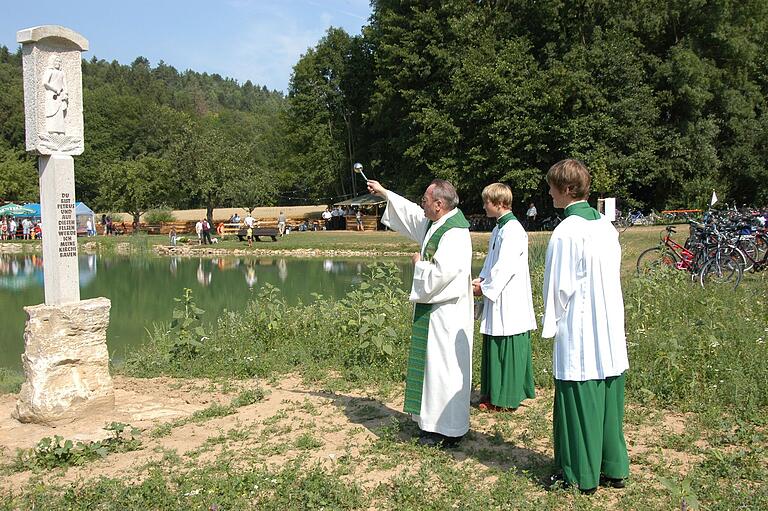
[636,210,768,288]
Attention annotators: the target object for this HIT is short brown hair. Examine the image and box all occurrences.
[481,183,513,209]
[546,159,591,200]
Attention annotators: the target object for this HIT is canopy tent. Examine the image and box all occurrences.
[18,202,96,235]
[74,202,96,234]
[333,194,387,207]
[19,203,40,217]
[0,203,35,216]
[333,193,387,231]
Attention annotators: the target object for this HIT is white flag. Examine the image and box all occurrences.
[710,190,718,206]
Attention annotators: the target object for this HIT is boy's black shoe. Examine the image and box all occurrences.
[417,431,463,449]
[600,475,626,489]
[547,473,596,494]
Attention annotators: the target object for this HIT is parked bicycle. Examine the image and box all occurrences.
[538,213,562,231]
[636,224,745,288]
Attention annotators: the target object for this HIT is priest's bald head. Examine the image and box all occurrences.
[421,179,459,222]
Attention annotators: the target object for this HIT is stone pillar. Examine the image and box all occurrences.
[14,25,114,424]
[39,154,80,305]
[13,298,114,426]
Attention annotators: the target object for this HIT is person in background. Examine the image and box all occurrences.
[22,217,33,240]
[472,183,537,413]
[85,218,94,237]
[525,202,537,230]
[542,159,630,494]
[8,218,17,240]
[195,219,203,245]
[322,207,332,230]
[355,208,364,231]
[169,226,177,247]
[201,218,212,245]
[368,177,473,449]
[277,211,287,236]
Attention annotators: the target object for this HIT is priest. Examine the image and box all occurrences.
[542,159,630,493]
[367,178,473,448]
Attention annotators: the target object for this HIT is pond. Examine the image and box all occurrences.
[0,254,483,371]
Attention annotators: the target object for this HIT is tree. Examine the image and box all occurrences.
[0,147,38,203]
[97,156,173,226]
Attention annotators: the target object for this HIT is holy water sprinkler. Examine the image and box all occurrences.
[353,162,369,182]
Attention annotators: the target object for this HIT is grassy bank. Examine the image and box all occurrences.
[1,228,766,509]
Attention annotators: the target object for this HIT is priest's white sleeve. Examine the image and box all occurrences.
[542,235,578,338]
[380,190,429,244]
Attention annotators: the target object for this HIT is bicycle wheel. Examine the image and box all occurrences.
[719,244,749,272]
[734,239,758,272]
[699,254,743,289]
[636,247,678,275]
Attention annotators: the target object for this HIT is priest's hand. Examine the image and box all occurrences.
[411,252,421,264]
[367,180,387,197]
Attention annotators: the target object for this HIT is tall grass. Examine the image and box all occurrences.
[124,255,768,424]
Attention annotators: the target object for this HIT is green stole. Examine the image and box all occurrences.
[492,212,516,249]
[404,209,470,415]
[563,201,600,220]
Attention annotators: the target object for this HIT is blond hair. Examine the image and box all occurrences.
[481,183,513,209]
[546,159,591,200]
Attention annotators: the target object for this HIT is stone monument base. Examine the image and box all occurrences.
[13,297,114,426]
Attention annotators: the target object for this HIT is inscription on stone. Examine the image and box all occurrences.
[57,192,77,257]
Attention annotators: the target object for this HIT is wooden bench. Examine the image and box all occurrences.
[236,227,280,242]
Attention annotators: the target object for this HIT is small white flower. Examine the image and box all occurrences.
[183,489,201,497]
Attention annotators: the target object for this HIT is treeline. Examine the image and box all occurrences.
[287,0,768,212]
[2,1,768,217]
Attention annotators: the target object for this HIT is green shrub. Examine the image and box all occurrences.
[125,263,411,384]
[12,422,141,472]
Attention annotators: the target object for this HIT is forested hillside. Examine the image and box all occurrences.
[2,1,767,216]
[0,47,288,218]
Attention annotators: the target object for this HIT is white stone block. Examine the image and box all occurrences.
[14,298,114,426]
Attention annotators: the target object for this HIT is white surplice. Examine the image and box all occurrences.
[542,215,629,381]
[478,216,537,336]
[382,191,473,437]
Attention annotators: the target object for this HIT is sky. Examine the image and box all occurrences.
[0,0,372,92]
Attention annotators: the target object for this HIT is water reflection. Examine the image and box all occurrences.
[0,253,455,371]
[0,254,98,290]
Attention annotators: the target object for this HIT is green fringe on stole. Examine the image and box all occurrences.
[403,303,432,414]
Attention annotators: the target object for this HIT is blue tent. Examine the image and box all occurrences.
[20,203,41,217]
[21,202,96,235]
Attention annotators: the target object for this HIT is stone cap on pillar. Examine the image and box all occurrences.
[17,25,89,50]
[17,25,88,155]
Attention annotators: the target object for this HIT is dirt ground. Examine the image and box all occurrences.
[0,374,699,495]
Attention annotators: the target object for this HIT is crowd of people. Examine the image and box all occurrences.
[1,217,41,240]
[321,205,367,231]
[367,158,629,495]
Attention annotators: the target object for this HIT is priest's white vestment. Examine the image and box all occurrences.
[382,191,474,437]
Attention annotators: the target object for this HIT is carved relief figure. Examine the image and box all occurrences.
[43,56,68,134]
